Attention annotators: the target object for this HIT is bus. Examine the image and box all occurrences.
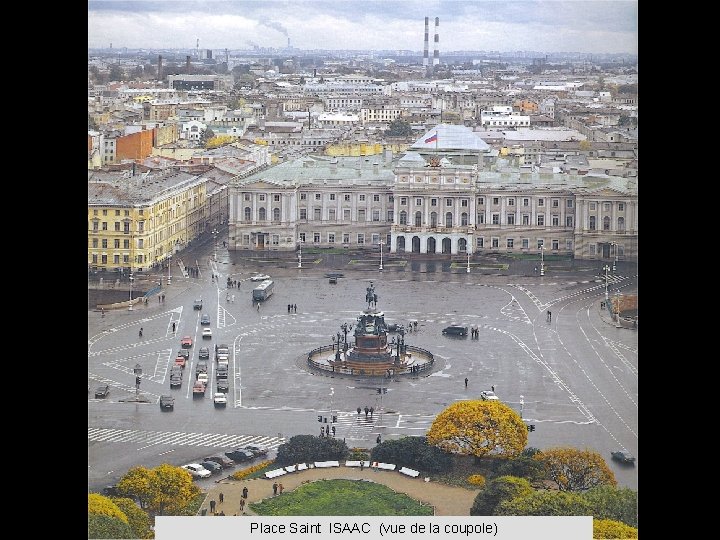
[252,280,275,301]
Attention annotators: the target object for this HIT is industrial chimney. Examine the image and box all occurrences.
[157,55,163,81]
[423,17,429,68]
[433,17,440,66]
[186,55,191,73]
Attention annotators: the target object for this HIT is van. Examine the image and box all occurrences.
[442,325,468,337]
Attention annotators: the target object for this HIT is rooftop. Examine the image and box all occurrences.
[88,169,203,206]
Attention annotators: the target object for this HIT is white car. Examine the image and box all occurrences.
[250,274,271,282]
[181,463,211,478]
[480,390,499,401]
[213,392,227,406]
[197,372,209,385]
[202,328,212,339]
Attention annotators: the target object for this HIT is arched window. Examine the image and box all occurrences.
[244,207,251,221]
[259,207,266,221]
[430,212,438,227]
[415,212,422,227]
[399,211,407,225]
[617,217,625,231]
[603,216,610,230]
[589,216,596,230]
[273,208,280,222]
[445,212,453,227]
[461,212,468,226]
[458,238,467,251]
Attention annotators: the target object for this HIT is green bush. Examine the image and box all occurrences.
[275,435,349,466]
[370,436,452,473]
[88,514,134,539]
[111,498,154,539]
[470,476,533,516]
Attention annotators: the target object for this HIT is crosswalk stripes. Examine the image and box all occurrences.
[331,411,389,441]
[88,427,285,450]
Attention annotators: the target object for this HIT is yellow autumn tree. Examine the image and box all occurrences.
[534,448,616,492]
[593,518,638,539]
[426,400,527,458]
[117,464,200,515]
[206,135,237,149]
[88,493,129,523]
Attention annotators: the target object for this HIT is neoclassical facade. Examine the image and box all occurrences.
[228,124,637,261]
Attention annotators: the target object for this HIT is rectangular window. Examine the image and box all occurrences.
[552,215,559,226]
[272,235,279,246]
[114,222,121,232]
[537,215,545,226]
[491,237,499,248]
[137,239,143,248]
[461,199,469,207]
[619,203,625,211]
[477,238,484,248]
[618,245,625,256]
[329,194,336,201]
[446,198,453,207]
[300,193,307,201]
[124,210,130,216]
[299,233,306,242]
[92,238,98,248]
[552,240,559,250]
[477,213,485,224]
[590,202,596,210]
[314,208,321,221]
[113,255,120,264]
[101,239,108,248]
[93,209,98,216]
[590,244,596,255]
[388,195,394,203]
[101,255,107,264]
[93,222,99,232]
[138,222,144,233]
[329,209,336,220]
[123,222,130,233]
[400,197,407,205]
[537,239,544,249]
[387,210,394,222]
[507,214,515,225]
[373,194,380,202]
[552,199,559,208]
[523,198,529,207]
[313,233,320,243]
[508,198,515,206]
[259,194,266,201]
[300,209,307,220]
[492,197,499,205]
[359,195,366,202]
[566,239,573,250]
[507,238,514,249]
[92,254,97,263]
[567,199,573,208]
[372,210,380,222]
[431,198,438,207]
[115,210,121,216]
[372,233,380,244]
[343,233,350,244]
[328,233,335,243]
[114,239,120,249]
[344,194,351,202]
[416,198,422,206]
[357,234,365,244]
[522,238,529,249]
[492,214,500,225]
[344,209,351,221]
[478,197,484,205]
[103,209,108,216]
[538,198,544,207]
[358,209,366,221]
[315,193,321,201]
[274,194,280,202]
[604,202,611,211]
[566,216,574,227]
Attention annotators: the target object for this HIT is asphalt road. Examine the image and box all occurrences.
[88,242,638,492]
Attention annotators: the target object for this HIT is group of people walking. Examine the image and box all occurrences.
[470,325,480,339]
[287,304,298,313]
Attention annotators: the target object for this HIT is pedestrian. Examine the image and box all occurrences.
[288,304,291,313]
[491,385,495,392]
[359,460,364,471]
[257,302,260,312]
[273,482,278,495]
[376,435,381,444]
[369,407,374,417]
[209,500,216,513]
[357,407,361,415]
[226,293,230,302]
[364,406,369,418]
[158,296,161,303]
[139,327,143,338]
[219,492,224,504]
[172,322,176,333]
[231,294,235,303]
[534,266,538,273]
[465,377,468,389]
[144,297,148,305]
[331,425,336,436]
[162,293,165,302]
[242,487,248,499]
[278,483,284,494]
[239,498,245,512]
[101,308,105,318]
[293,304,297,313]
[414,321,418,330]
[549,311,552,322]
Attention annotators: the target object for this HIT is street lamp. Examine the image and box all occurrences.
[540,245,545,276]
[133,363,142,400]
[297,238,303,269]
[520,395,524,419]
[167,254,172,285]
[128,272,134,311]
[466,250,471,273]
[212,228,218,261]
[611,242,618,273]
[603,264,610,300]
[378,239,385,271]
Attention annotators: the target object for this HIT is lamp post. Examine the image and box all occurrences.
[378,239,385,271]
[614,289,621,327]
[297,238,303,269]
[167,254,172,285]
[466,250,471,273]
[611,241,618,273]
[539,245,545,276]
[520,395,524,419]
[603,264,610,300]
[128,272,134,311]
[133,363,142,400]
[212,228,218,261]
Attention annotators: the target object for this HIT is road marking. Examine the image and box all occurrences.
[89,427,285,451]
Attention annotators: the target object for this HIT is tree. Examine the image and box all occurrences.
[426,400,528,459]
[593,519,638,539]
[200,128,216,148]
[275,435,349,466]
[534,448,616,492]
[88,493,129,523]
[88,514,134,539]
[579,140,593,151]
[370,436,452,473]
[497,490,592,516]
[470,476,533,516]
[108,64,125,81]
[496,455,546,485]
[387,118,412,137]
[583,486,638,528]
[117,464,200,515]
[112,497,154,539]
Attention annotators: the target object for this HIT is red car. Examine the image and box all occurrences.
[180,336,193,348]
[174,356,187,369]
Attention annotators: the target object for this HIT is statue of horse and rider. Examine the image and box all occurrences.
[366,282,378,308]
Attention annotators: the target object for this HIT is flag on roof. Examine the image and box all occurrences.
[424,133,438,144]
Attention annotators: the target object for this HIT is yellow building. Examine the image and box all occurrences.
[88,167,207,272]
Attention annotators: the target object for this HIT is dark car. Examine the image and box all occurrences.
[611,451,636,465]
[329,277,338,284]
[193,299,203,310]
[169,371,183,388]
[224,449,254,462]
[198,347,210,360]
[102,484,120,497]
[94,385,110,398]
[199,460,222,474]
[159,395,175,411]
[216,379,229,393]
[200,314,211,325]
[204,455,235,469]
[177,349,190,360]
[196,361,208,377]
[216,366,228,379]
[442,325,468,337]
[242,445,269,458]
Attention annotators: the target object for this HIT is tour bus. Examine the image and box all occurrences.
[252,280,275,301]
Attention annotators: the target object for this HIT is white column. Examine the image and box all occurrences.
[420,234,427,254]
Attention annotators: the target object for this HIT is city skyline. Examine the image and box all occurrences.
[88,0,638,55]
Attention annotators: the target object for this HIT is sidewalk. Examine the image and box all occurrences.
[199,467,478,516]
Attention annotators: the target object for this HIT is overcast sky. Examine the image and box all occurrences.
[88,0,637,54]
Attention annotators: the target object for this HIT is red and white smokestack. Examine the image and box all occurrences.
[433,17,439,66]
[423,17,429,68]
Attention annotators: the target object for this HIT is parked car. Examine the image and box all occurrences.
[177,349,190,360]
[159,395,175,410]
[181,463,211,478]
[224,448,254,462]
[198,347,210,359]
[202,328,212,339]
[197,372,209,386]
[200,314,211,326]
[611,451,636,465]
[193,299,203,310]
[442,325,468,336]
[215,344,229,362]
[192,381,206,397]
[216,379,229,393]
[204,455,235,469]
[199,460,222,474]
[169,370,183,388]
[213,393,227,407]
[195,361,208,376]
[242,445,269,458]
[94,385,110,398]
[180,336,193,348]
[216,366,228,379]
[480,390,499,401]
[174,356,187,369]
